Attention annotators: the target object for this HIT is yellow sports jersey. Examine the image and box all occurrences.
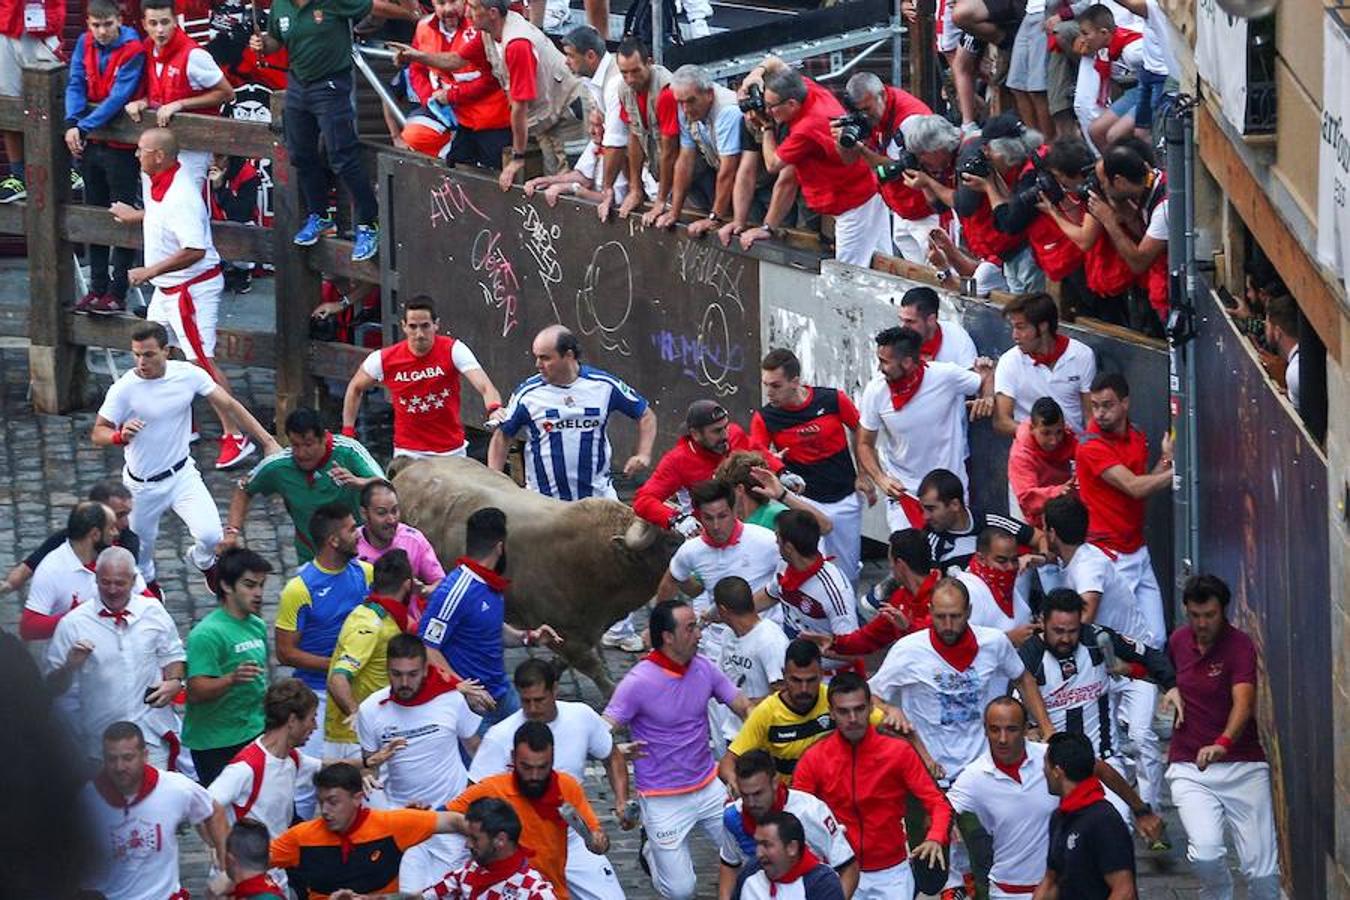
[324,601,403,743]
[728,684,883,783]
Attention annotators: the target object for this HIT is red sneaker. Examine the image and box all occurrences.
[215,434,257,470]
[74,290,102,313]
[86,293,126,316]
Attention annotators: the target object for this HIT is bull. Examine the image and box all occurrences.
[390,456,682,695]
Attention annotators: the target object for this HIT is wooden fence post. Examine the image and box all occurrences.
[268,92,320,436]
[23,61,81,413]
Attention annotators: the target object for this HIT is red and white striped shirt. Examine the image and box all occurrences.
[422,851,558,900]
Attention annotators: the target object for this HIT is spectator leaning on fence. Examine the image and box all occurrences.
[0,0,65,204]
[650,64,742,234]
[602,38,676,222]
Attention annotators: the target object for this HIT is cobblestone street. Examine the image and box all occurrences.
[0,341,1224,898]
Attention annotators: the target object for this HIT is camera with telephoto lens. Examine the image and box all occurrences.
[958,150,992,179]
[875,135,921,183]
[833,111,872,148]
[1074,165,1103,201]
[738,83,765,114]
[1019,155,1064,204]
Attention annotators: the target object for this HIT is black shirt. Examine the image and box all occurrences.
[1047,798,1136,900]
[24,529,142,572]
[926,511,1034,571]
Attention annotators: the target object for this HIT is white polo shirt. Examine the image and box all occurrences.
[357,685,482,808]
[469,700,613,784]
[141,165,221,286]
[859,362,981,494]
[714,617,790,741]
[25,539,147,619]
[720,787,855,868]
[955,569,1032,633]
[948,742,1057,890]
[764,559,858,670]
[930,321,978,367]
[45,594,185,762]
[668,523,781,617]
[993,338,1096,431]
[868,624,1026,778]
[98,361,217,479]
[81,768,215,900]
[209,739,323,836]
[1062,543,1154,643]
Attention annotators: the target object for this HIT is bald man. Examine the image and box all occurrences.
[488,325,656,500]
[110,128,255,470]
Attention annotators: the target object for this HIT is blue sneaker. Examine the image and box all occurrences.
[352,224,379,262]
[293,213,336,246]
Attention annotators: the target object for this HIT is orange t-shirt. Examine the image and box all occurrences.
[270,807,439,899]
[448,772,600,900]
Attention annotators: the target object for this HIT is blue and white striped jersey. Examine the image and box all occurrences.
[499,365,648,500]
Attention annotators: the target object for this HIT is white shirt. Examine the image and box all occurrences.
[1139,0,1173,76]
[141,166,220,286]
[45,594,185,761]
[955,569,1032,633]
[357,686,482,807]
[469,701,613,784]
[1062,543,1153,643]
[714,618,789,741]
[361,340,481,381]
[153,45,224,91]
[574,140,659,204]
[209,739,323,837]
[80,768,215,900]
[719,787,854,868]
[1145,196,1169,241]
[26,539,147,618]
[948,742,1057,888]
[98,361,217,479]
[764,559,858,670]
[930,321,978,368]
[859,362,982,493]
[993,338,1096,432]
[668,524,781,617]
[584,52,626,149]
[1286,344,1300,408]
[868,624,1026,778]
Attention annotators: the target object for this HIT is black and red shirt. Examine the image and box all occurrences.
[749,386,859,503]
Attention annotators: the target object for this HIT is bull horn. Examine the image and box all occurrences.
[622,518,660,551]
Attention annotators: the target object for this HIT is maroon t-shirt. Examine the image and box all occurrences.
[1167,623,1265,764]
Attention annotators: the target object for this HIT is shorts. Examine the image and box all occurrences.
[936,0,964,53]
[1134,67,1168,129]
[1005,10,1048,91]
[1046,20,1081,116]
[855,860,915,900]
[147,273,224,362]
[1110,84,1142,117]
[0,33,59,97]
[393,443,468,459]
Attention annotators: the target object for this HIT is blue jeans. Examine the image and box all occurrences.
[284,69,379,225]
[1135,68,1168,129]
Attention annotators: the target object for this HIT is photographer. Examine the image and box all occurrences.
[649,64,742,234]
[895,114,962,213]
[952,113,1041,294]
[842,73,936,263]
[736,65,887,265]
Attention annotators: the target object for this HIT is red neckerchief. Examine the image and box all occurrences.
[929,625,979,671]
[383,666,461,706]
[701,519,744,549]
[768,847,821,896]
[519,771,565,824]
[1095,29,1143,104]
[887,363,927,411]
[302,432,336,486]
[463,847,534,895]
[993,752,1026,783]
[335,806,371,863]
[1027,333,1070,368]
[83,559,97,572]
[366,593,409,631]
[231,873,286,898]
[1058,775,1106,813]
[148,162,182,202]
[777,554,830,594]
[98,604,133,627]
[455,556,511,592]
[94,765,158,811]
[740,781,789,837]
[645,649,691,676]
[889,569,941,632]
[920,325,944,361]
[968,556,1017,618]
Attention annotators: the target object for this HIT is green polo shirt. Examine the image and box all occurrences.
[745,499,789,530]
[267,0,372,83]
[183,607,268,750]
[243,433,384,561]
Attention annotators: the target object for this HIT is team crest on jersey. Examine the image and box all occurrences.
[564,395,575,407]
[312,9,324,22]
[166,65,181,79]
[424,620,447,644]
[110,817,162,861]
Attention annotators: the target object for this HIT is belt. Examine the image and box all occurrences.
[993,882,1038,894]
[128,456,188,483]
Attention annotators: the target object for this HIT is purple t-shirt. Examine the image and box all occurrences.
[357,523,446,586]
[604,655,738,794]
[1167,623,1265,764]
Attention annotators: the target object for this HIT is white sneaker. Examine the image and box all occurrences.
[601,632,646,653]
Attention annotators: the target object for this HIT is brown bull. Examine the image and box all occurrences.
[390,456,681,695]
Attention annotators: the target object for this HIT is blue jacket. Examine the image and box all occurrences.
[65,25,145,134]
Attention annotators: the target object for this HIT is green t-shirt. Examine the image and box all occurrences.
[244,434,384,562]
[267,0,373,83]
[183,608,269,751]
[746,500,789,530]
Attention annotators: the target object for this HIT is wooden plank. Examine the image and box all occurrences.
[60,205,275,263]
[304,236,381,284]
[22,61,82,413]
[68,314,279,368]
[0,199,24,236]
[85,111,275,159]
[307,340,369,381]
[1197,104,1345,361]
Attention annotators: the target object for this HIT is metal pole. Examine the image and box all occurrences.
[1164,95,1199,598]
[890,0,902,89]
[352,46,407,129]
[652,0,665,66]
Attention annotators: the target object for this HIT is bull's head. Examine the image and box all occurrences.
[611,518,683,576]
[618,518,661,551]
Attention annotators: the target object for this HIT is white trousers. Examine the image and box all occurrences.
[805,492,864,583]
[833,194,893,267]
[400,833,469,893]
[855,860,914,900]
[394,443,468,459]
[891,212,940,264]
[1113,545,1166,644]
[293,688,328,820]
[147,274,223,362]
[1114,679,1162,808]
[1166,761,1279,897]
[566,827,626,900]
[123,460,223,583]
[639,778,726,900]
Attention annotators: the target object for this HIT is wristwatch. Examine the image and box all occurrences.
[511,149,526,161]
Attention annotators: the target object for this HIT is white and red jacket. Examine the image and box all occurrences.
[144,27,220,112]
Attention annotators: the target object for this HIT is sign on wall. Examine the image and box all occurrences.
[1318,9,1350,293]
[1196,0,1249,133]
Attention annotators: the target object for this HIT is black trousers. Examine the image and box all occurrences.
[80,141,139,298]
[449,125,513,170]
[190,739,253,787]
[284,69,379,226]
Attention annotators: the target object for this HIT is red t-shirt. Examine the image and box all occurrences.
[503,38,536,103]
[873,87,934,221]
[776,80,878,216]
[1074,419,1149,553]
[1167,623,1265,763]
[619,85,680,138]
